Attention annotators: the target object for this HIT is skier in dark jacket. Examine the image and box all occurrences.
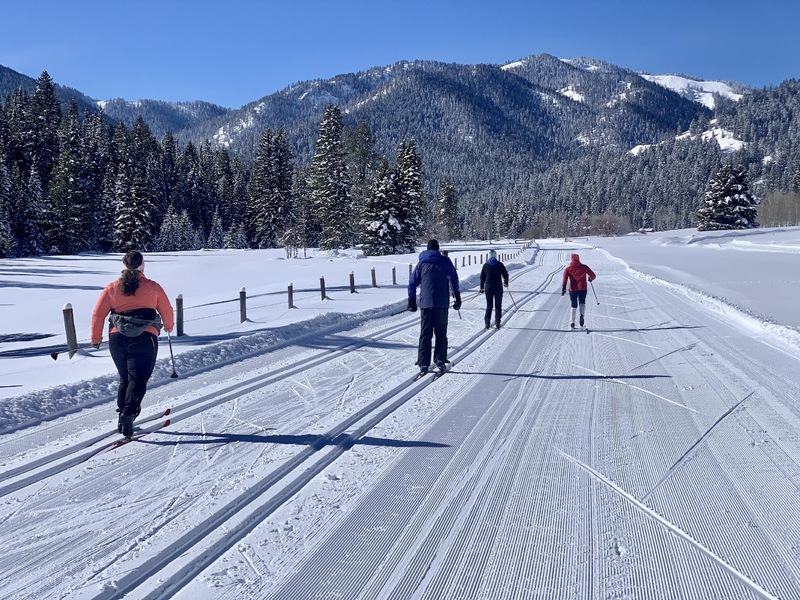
[561,253,596,329]
[408,239,461,374]
[479,250,509,330]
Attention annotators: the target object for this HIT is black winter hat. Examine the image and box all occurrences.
[427,239,440,251]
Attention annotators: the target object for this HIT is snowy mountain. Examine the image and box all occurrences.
[640,73,747,109]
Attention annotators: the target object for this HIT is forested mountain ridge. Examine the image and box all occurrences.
[179,54,711,162]
[99,99,230,139]
[2,54,799,256]
[0,64,99,116]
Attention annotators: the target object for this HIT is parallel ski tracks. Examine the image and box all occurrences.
[89,264,561,600]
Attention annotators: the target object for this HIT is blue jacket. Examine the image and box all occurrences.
[408,250,460,309]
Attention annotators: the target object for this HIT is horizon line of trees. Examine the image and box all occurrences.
[0,73,463,259]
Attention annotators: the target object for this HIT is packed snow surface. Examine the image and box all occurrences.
[2,228,800,599]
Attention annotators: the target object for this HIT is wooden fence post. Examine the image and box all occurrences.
[239,287,247,323]
[392,266,396,285]
[409,263,413,280]
[62,303,78,359]
[320,277,326,300]
[288,283,295,308]
[349,271,356,293]
[371,267,377,288]
[176,294,184,336]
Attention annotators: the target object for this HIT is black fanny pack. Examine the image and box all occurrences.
[109,308,163,338]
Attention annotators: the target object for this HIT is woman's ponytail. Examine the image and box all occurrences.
[119,250,144,296]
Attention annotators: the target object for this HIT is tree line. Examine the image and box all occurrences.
[0,73,461,258]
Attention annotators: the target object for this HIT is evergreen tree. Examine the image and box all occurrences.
[697,164,760,231]
[360,158,403,255]
[309,106,352,250]
[0,155,11,257]
[223,224,249,249]
[207,210,225,249]
[248,128,295,248]
[435,179,460,240]
[396,139,426,251]
[28,72,62,193]
[283,166,318,253]
[45,100,89,254]
[11,167,46,256]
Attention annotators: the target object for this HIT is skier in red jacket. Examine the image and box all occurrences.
[561,253,596,329]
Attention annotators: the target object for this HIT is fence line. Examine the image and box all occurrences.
[60,245,531,343]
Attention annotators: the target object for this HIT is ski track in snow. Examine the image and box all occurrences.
[2,245,800,598]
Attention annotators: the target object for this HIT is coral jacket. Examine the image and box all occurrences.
[91,275,174,344]
[562,254,596,292]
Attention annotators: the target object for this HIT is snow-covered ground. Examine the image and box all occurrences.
[2,228,800,599]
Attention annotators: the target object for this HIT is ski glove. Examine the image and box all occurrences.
[479,287,484,294]
[561,286,566,296]
[452,292,462,311]
[408,297,418,312]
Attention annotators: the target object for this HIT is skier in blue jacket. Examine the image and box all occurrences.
[408,239,461,374]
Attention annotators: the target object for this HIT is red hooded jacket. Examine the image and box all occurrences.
[562,254,596,292]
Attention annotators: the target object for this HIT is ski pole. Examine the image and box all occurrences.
[167,331,179,378]
[50,344,92,360]
[590,280,600,305]
[507,287,519,311]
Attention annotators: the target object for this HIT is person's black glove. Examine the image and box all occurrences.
[408,297,417,312]
[504,281,509,288]
[561,286,566,296]
[479,287,484,294]
[452,292,462,311]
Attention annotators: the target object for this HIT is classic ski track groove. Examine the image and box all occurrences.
[6,247,800,599]
[90,266,559,600]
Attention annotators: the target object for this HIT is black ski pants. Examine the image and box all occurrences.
[484,288,503,327]
[569,290,588,308]
[417,307,449,367]
[109,332,158,417]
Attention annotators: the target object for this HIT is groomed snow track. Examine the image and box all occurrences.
[1,247,800,599]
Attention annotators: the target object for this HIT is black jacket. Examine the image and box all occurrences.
[480,259,509,291]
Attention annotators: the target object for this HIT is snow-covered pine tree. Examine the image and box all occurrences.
[45,100,89,254]
[0,156,11,257]
[248,128,281,248]
[223,224,249,249]
[29,72,62,194]
[11,167,46,256]
[396,139,425,252]
[435,179,460,240]
[697,164,760,231]
[360,158,403,255]
[309,106,352,250]
[282,166,318,255]
[207,210,225,249]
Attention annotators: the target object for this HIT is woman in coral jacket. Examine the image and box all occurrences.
[91,250,174,437]
[561,253,596,329]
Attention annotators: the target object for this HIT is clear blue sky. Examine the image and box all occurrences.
[2,0,798,109]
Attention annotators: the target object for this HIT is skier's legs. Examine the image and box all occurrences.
[122,333,158,417]
[569,291,580,325]
[432,307,449,364]
[418,308,435,367]
[577,290,588,315]
[484,294,494,328]
[109,333,130,412]
[493,289,503,326]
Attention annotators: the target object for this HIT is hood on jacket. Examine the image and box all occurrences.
[418,249,441,263]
